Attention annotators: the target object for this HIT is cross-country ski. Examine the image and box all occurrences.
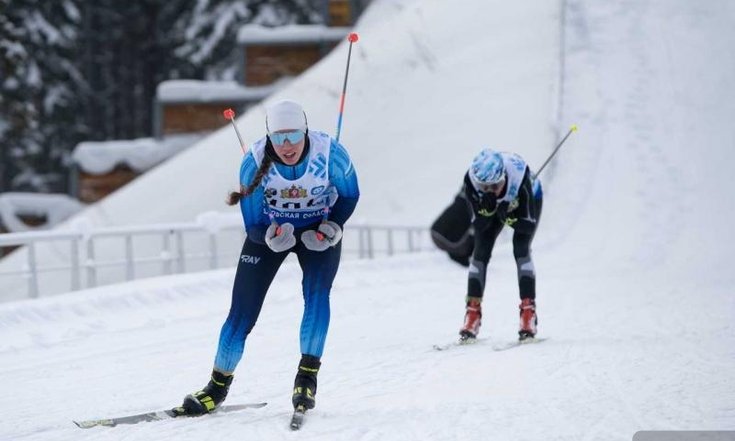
[73,403,267,429]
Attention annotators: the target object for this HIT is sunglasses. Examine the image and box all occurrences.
[270,130,305,145]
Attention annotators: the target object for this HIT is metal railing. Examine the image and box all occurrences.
[0,214,429,300]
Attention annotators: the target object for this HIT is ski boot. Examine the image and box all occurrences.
[518,298,537,341]
[292,355,321,411]
[180,370,233,415]
[459,297,482,342]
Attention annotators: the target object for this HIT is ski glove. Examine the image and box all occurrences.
[265,222,296,253]
[301,221,343,252]
[494,201,510,224]
[471,191,498,217]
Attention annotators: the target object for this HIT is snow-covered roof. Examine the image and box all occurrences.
[156,80,285,104]
[71,133,204,175]
[237,24,351,45]
[0,192,84,233]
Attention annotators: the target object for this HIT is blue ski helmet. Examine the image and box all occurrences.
[470,149,505,186]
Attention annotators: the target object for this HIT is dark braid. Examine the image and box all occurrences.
[226,155,274,206]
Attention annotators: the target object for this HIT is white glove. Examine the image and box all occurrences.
[265,222,296,253]
[301,221,343,252]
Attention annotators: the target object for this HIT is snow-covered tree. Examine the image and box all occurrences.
[0,0,325,194]
[0,0,87,193]
[78,0,185,141]
[173,0,324,80]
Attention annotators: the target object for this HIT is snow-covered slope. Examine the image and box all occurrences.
[0,252,732,440]
[1,0,734,439]
[546,0,735,281]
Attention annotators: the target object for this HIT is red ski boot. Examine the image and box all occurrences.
[518,298,537,341]
[459,298,482,342]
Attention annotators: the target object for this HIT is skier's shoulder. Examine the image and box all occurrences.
[248,136,269,165]
[500,151,527,173]
[326,138,355,178]
[307,130,333,152]
[240,150,259,180]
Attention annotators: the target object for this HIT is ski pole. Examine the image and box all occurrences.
[223,108,247,154]
[534,124,578,178]
[223,108,281,231]
[335,32,359,143]
[317,32,359,232]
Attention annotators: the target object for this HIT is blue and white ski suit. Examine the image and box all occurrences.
[213,130,359,373]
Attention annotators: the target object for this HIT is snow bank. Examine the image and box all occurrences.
[71,133,204,175]
[0,192,83,232]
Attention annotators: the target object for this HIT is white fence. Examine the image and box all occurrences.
[0,214,430,299]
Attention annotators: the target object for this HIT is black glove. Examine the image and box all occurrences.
[494,201,509,224]
[472,191,498,217]
[503,212,518,227]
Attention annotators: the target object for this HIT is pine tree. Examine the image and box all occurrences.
[0,0,325,194]
[0,0,86,193]
[172,0,325,80]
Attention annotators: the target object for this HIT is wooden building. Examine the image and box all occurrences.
[153,80,276,138]
[323,0,370,27]
[237,25,351,87]
[70,134,203,204]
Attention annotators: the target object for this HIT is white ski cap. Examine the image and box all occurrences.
[265,100,307,133]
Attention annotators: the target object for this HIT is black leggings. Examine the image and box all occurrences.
[467,198,542,300]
